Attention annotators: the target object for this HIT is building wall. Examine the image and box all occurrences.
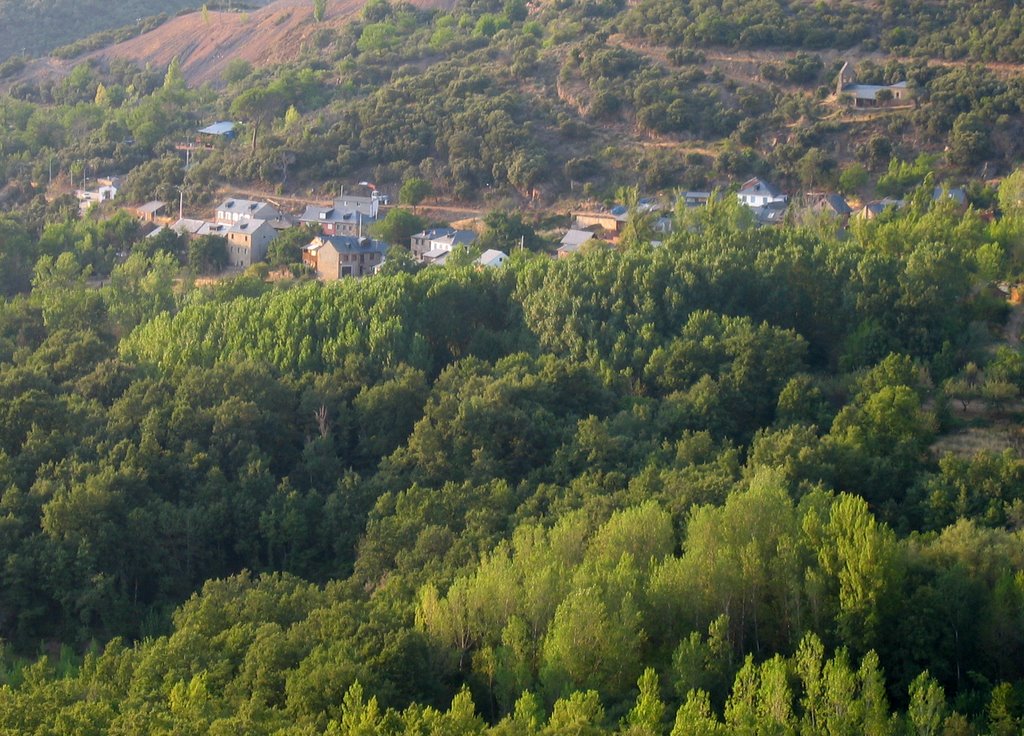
[316,245,342,280]
[226,225,276,267]
[316,243,385,279]
[573,213,622,232]
[411,235,431,261]
[227,239,253,268]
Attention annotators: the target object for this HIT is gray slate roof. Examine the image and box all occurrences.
[738,178,785,198]
[299,205,376,225]
[432,230,477,248]
[815,193,852,216]
[560,229,596,247]
[217,198,281,220]
[198,121,236,136]
[307,234,389,256]
[137,200,166,214]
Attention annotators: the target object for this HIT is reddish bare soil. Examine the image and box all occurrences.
[11,0,454,89]
[100,0,457,85]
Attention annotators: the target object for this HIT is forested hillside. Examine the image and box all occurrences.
[2,190,1024,733]
[5,0,1024,203]
[3,0,1024,731]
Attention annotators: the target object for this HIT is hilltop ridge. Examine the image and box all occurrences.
[0,0,277,60]
[92,0,455,86]
[9,0,454,88]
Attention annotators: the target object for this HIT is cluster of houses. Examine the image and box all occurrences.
[562,177,797,253]
[123,173,969,275]
[145,191,397,277]
[558,177,969,256]
[124,185,511,279]
[70,96,982,282]
[81,118,967,278]
[113,162,975,278]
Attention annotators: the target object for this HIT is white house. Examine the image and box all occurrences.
[75,175,121,211]
[410,227,477,262]
[477,249,509,268]
[737,178,787,208]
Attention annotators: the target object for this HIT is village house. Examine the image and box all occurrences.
[752,200,789,226]
[170,219,231,238]
[215,198,283,225]
[75,175,121,211]
[423,250,453,266]
[226,219,279,268]
[573,205,630,234]
[410,227,477,262]
[683,191,713,208]
[737,178,787,208]
[197,222,230,236]
[136,200,168,223]
[856,197,905,220]
[411,228,451,260]
[298,204,376,237]
[170,218,208,236]
[933,186,968,209]
[836,62,911,107]
[333,191,384,218]
[477,249,509,268]
[807,192,853,219]
[298,189,387,236]
[557,228,596,258]
[198,121,237,141]
[303,234,389,280]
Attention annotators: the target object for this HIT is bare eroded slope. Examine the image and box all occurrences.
[15,0,453,88]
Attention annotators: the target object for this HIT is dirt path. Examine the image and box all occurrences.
[610,38,1024,79]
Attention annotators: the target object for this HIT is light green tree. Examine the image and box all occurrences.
[163,57,185,92]
[907,671,945,736]
[542,691,605,736]
[623,668,666,736]
[670,690,723,736]
[105,251,178,331]
[399,177,431,207]
[858,651,893,736]
[998,167,1024,216]
[986,683,1020,736]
